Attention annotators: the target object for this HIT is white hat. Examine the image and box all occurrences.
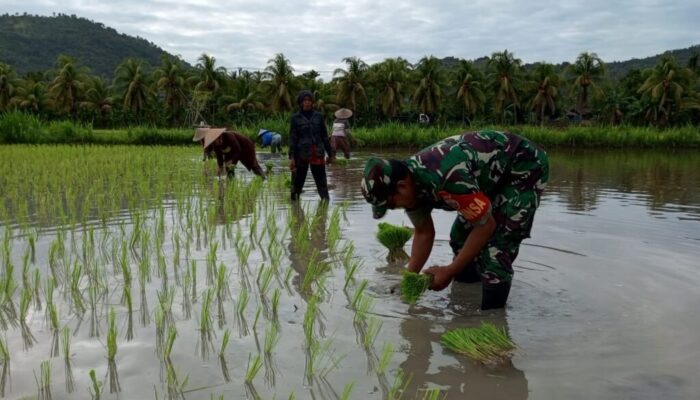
[202,128,227,149]
[335,108,353,119]
[257,129,268,137]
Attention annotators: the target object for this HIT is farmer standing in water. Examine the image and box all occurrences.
[361,130,549,310]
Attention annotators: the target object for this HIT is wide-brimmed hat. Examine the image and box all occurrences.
[257,129,269,137]
[335,108,353,119]
[202,128,226,149]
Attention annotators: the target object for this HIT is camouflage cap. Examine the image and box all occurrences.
[361,157,394,219]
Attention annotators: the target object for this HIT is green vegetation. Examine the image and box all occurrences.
[377,223,413,262]
[441,322,516,363]
[400,271,432,304]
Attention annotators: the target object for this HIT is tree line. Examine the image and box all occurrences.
[0,49,699,129]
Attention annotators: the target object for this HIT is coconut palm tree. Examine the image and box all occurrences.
[529,63,560,125]
[487,50,522,123]
[152,55,188,124]
[637,54,695,126]
[334,57,369,113]
[48,55,89,117]
[80,77,113,124]
[226,72,264,121]
[261,53,297,112]
[412,56,445,118]
[371,57,410,118]
[568,52,605,115]
[0,63,21,111]
[452,59,486,124]
[12,80,49,113]
[114,58,151,120]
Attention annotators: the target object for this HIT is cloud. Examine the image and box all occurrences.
[1,0,698,80]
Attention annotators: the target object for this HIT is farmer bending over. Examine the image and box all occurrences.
[257,129,283,153]
[203,129,265,179]
[361,130,549,310]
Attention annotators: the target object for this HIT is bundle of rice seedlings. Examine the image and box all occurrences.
[400,271,432,304]
[441,322,515,364]
[376,223,413,262]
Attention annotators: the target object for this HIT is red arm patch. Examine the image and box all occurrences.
[438,191,491,223]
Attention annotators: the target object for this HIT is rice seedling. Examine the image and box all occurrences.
[417,388,448,400]
[303,296,319,346]
[65,266,82,312]
[34,359,51,400]
[400,271,432,304]
[263,323,279,355]
[376,223,413,262]
[343,259,363,290]
[257,264,274,297]
[304,337,345,384]
[20,287,37,350]
[123,285,134,341]
[244,353,263,384]
[62,327,75,393]
[155,308,166,356]
[158,287,175,326]
[252,306,262,333]
[87,284,101,338]
[353,294,375,325]
[219,329,231,359]
[165,362,188,400]
[206,241,218,285]
[162,325,177,363]
[28,230,37,264]
[106,307,121,393]
[0,337,10,397]
[271,288,280,318]
[139,259,150,327]
[441,322,515,364]
[235,286,249,337]
[32,269,42,311]
[190,260,197,303]
[197,289,215,359]
[47,303,60,357]
[351,280,369,309]
[377,342,394,374]
[363,317,383,351]
[181,266,192,320]
[340,382,355,400]
[387,368,411,400]
[88,369,102,400]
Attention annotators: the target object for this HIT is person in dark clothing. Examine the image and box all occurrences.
[203,129,265,179]
[288,90,335,200]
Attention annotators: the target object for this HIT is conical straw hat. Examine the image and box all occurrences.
[202,128,226,149]
[335,108,353,119]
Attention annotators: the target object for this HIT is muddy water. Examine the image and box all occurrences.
[321,149,700,400]
[3,147,700,400]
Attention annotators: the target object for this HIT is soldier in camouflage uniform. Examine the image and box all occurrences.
[361,130,549,310]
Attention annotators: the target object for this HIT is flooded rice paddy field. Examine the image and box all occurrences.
[0,145,699,399]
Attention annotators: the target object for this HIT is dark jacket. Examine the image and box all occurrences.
[289,111,333,161]
[288,90,334,161]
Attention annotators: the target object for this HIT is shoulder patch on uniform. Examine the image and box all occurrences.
[438,191,491,223]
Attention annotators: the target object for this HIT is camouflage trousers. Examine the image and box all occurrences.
[449,139,549,286]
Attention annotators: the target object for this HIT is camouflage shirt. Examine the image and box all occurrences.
[405,130,524,226]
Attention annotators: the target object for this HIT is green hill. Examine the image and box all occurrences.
[0,13,182,77]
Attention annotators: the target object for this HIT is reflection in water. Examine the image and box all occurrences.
[546,149,700,216]
[398,284,528,400]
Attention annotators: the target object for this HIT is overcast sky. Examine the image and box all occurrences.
[2,0,698,80]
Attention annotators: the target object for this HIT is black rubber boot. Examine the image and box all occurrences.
[453,262,481,283]
[481,281,511,310]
